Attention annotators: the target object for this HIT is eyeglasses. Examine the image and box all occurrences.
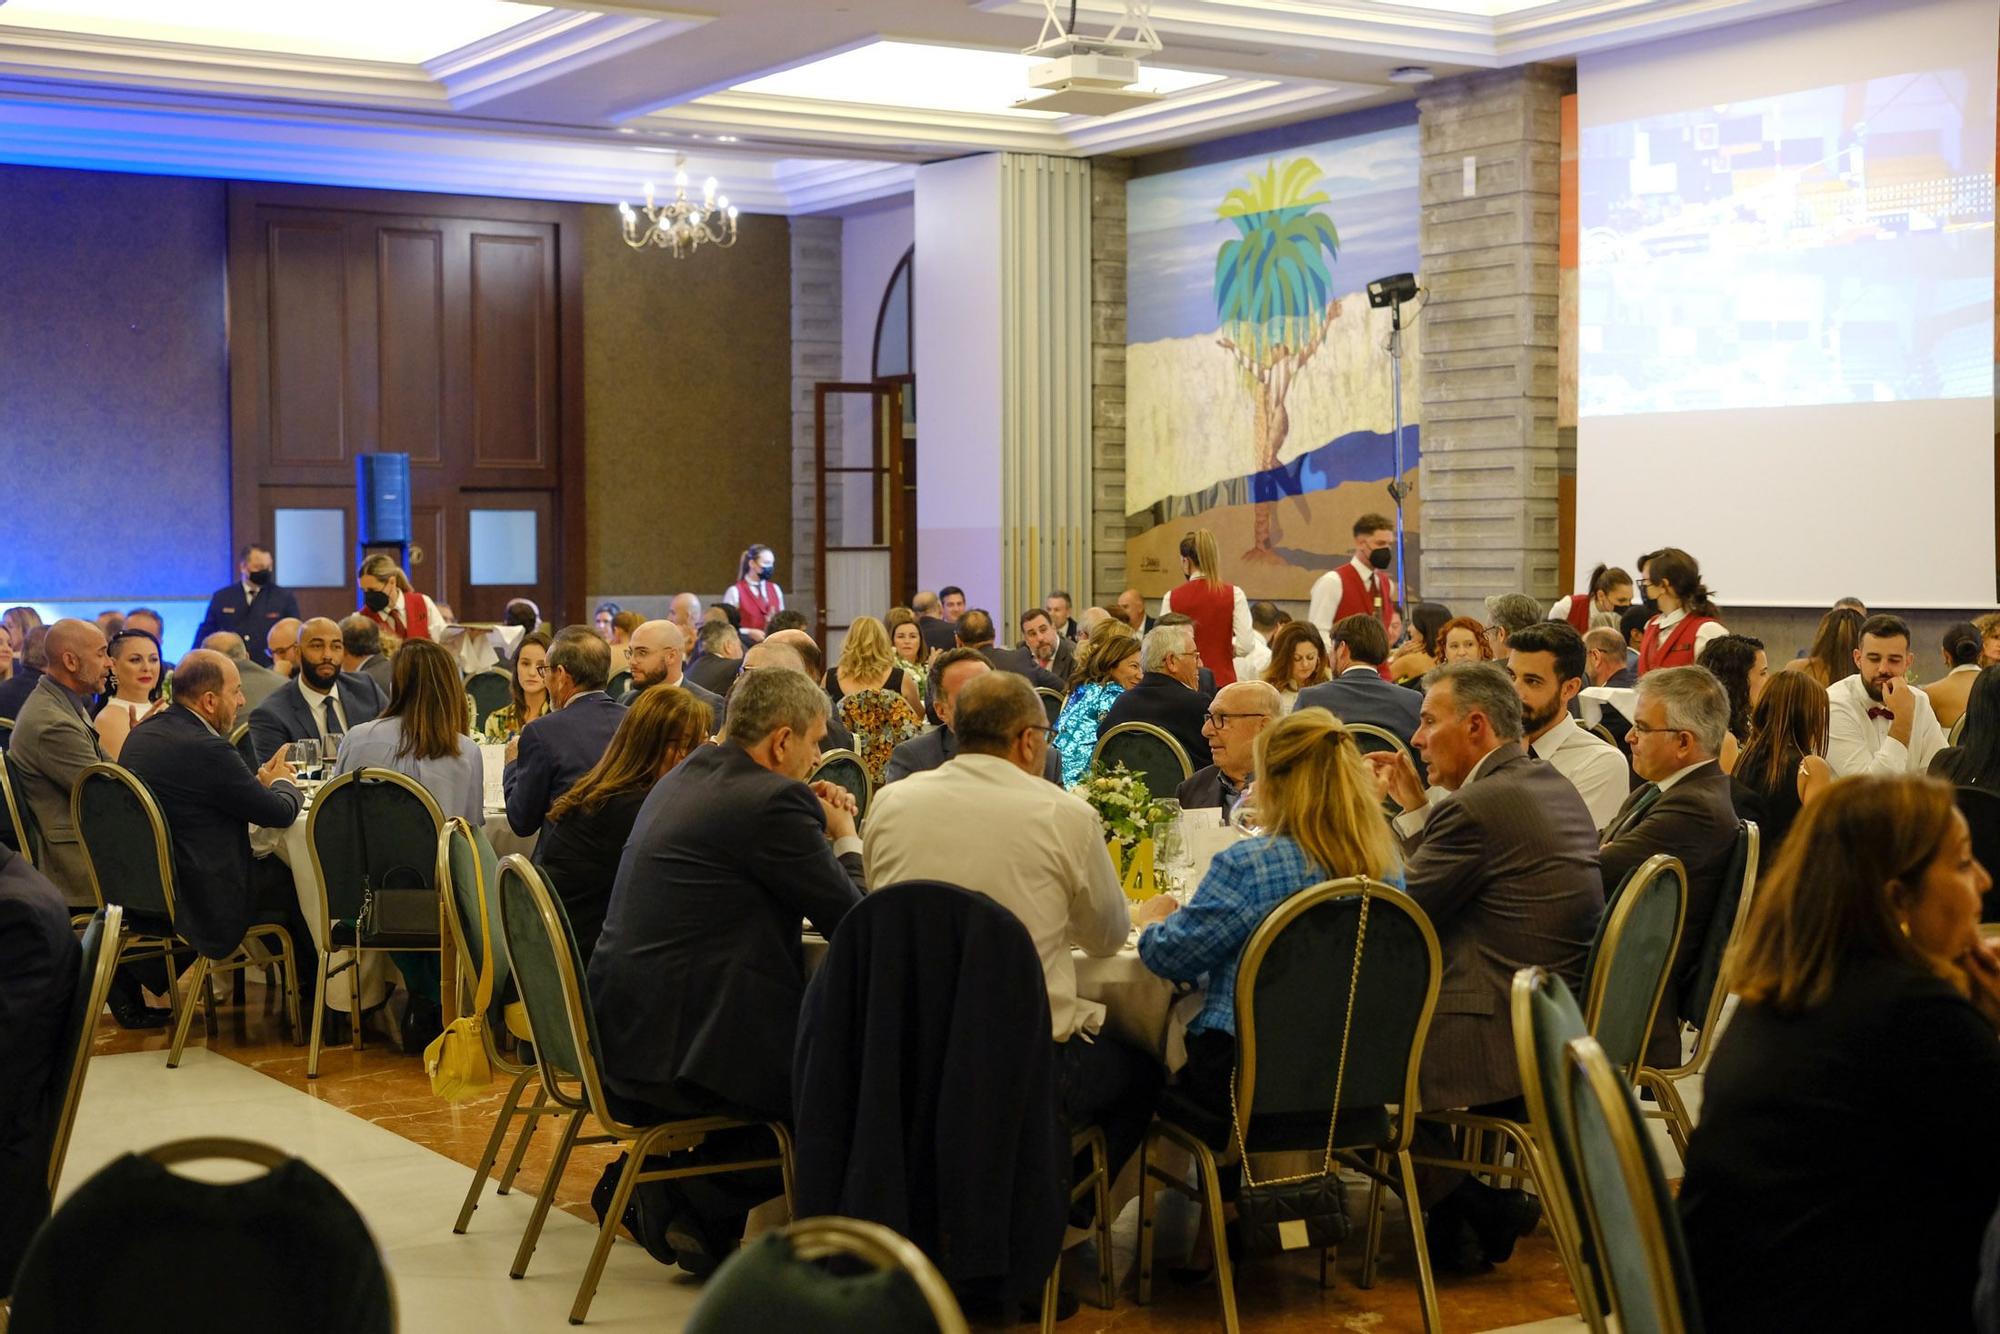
[1205,711,1270,726]
[1021,724,1055,741]
[1626,722,1690,739]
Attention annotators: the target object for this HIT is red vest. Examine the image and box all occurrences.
[1638,614,1714,675]
[1169,579,1239,686]
[1563,595,1592,633]
[732,577,781,632]
[363,589,432,642]
[1334,562,1394,628]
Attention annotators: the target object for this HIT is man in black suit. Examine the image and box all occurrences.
[1114,588,1155,637]
[685,620,744,697]
[248,616,386,763]
[505,626,625,837]
[1600,666,1741,1067]
[120,650,319,1006]
[0,627,47,722]
[337,615,394,697]
[1017,607,1078,687]
[1176,680,1278,815]
[1044,590,1081,643]
[588,666,863,1272]
[1297,614,1426,770]
[1099,623,1213,770]
[623,620,725,726]
[0,845,78,1290]
[191,542,302,668]
[954,609,1064,694]
[913,590,958,658]
[883,649,1062,786]
[1369,662,1603,1274]
[744,638,856,752]
[1585,626,1638,690]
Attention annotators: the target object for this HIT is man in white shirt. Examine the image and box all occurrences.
[1826,613,1947,777]
[1234,601,1279,682]
[245,616,386,763]
[864,671,1155,1178]
[1504,621,1630,830]
[1307,512,1396,641]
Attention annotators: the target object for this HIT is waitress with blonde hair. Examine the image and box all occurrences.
[1161,527,1255,687]
[355,552,441,644]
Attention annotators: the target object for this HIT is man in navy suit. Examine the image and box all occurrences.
[247,617,386,763]
[504,626,625,837]
[1098,623,1213,770]
[0,844,78,1290]
[955,609,1064,694]
[1297,615,1425,760]
[191,543,302,668]
[883,649,1063,786]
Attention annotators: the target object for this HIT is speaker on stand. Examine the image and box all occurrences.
[355,452,413,578]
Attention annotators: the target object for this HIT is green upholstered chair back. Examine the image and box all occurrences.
[71,763,174,921]
[1564,1036,1704,1334]
[1677,821,1758,1029]
[1234,879,1439,1142]
[0,742,27,856]
[1092,723,1192,797]
[228,723,257,774]
[1512,967,1599,1316]
[687,1220,968,1334]
[1034,688,1065,726]
[440,818,509,999]
[6,749,44,866]
[810,750,873,823]
[47,905,123,1195]
[466,671,513,729]
[1583,855,1686,1074]
[495,853,601,1095]
[307,768,443,943]
[1344,723,1414,766]
[606,670,632,700]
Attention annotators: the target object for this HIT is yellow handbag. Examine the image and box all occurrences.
[425,863,495,1103]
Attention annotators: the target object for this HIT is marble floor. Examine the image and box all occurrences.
[62,989,1693,1332]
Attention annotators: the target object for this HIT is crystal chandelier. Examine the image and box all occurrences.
[618,155,739,257]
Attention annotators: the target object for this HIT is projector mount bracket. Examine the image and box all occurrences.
[1026,0,1161,59]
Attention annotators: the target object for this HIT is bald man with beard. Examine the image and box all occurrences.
[247,615,387,763]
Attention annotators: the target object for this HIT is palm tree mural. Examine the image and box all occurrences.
[1214,157,1342,564]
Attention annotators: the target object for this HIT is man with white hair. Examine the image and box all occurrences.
[1599,665,1741,1068]
[623,619,724,723]
[1178,679,1278,815]
[1097,622,1213,769]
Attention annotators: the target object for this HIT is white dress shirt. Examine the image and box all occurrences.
[863,752,1130,1040]
[1653,755,1717,794]
[1234,634,1272,683]
[297,679,349,745]
[1647,606,1728,661]
[1825,673,1946,778]
[1158,575,1257,659]
[1530,714,1632,831]
[1308,554,1398,641]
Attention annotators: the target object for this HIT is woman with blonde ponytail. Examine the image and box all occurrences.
[1163,527,1257,686]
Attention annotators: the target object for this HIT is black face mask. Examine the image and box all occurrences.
[247,568,272,587]
[1368,547,1394,571]
[362,589,391,614]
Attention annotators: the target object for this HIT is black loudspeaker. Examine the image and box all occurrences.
[356,453,411,547]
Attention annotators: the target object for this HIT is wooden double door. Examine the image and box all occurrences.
[227,183,584,626]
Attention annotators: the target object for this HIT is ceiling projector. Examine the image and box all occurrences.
[1015,51,1161,115]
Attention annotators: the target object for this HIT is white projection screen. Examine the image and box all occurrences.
[1576,0,1997,608]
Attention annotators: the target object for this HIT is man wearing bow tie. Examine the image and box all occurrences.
[1826,614,1946,777]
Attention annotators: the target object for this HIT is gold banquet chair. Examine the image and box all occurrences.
[1091,721,1193,795]
[71,761,302,1067]
[494,854,796,1325]
[809,749,873,823]
[687,1217,971,1334]
[46,905,124,1198]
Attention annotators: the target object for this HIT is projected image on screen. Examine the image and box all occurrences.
[1579,71,1994,416]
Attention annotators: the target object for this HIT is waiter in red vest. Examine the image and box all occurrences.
[356,552,439,643]
[1308,512,1397,646]
[1547,564,1636,633]
[724,543,786,640]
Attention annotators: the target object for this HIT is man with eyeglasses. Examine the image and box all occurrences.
[1600,666,1740,1068]
[1179,681,1279,815]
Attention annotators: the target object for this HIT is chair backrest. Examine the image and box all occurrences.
[437,817,509,1000]
[6,748,44,865]
[1585,721,1620,749]
[1034,687,1065,726]
[0,715,12,748]
[1582,854,1687,1074]
[687,1218,971,1334]
[70,762,176,921]
[0,739,26,855]
[1511,969,1593,1284]
[1344,722,1415,767]
[1957,787,2000,921]
[606,670,632,699]
[810,749,873,822]
[1092,721,1193,795]
[1950,712,1968,746]
[1676,820,1759,1033]
[1563,1035,1704,1334]
[228,722,257,774]
[494,853,605,1115]
[47,904,123,1195]
[466,670,513,728]
[1234,878,1440,1147]
[305,767,445,934]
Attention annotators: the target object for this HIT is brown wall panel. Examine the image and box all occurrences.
[267,221,350,467]
[582,207,793,594]
[377,227,446,465]
[470,231,551,471]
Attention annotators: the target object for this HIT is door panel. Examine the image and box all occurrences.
[266,222,351,468]
[468,231,552,472]
[376,227,446,465]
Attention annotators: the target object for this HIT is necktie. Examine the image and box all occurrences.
[1867,706,1893,721]
[1608,782,1661,840]
[321,696,344,740]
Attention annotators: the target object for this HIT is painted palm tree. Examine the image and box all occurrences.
[1214,157,1342,563]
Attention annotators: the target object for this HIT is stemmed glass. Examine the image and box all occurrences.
[288,738,323,785]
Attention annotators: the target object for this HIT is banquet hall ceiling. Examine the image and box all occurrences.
[0,0,1841,211]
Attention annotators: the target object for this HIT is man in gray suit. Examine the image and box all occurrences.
[1370,661,1604,1275]
[203,632,285,712]
[9,620,113,912]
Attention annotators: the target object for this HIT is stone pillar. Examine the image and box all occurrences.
[1416,65,1567,604]
[788,215,841,620]
[1089,156,1132,607]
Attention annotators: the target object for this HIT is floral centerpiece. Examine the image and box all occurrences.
[1073,762,1176,897]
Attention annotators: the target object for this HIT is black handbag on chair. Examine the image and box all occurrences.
[1230,888,1372,1254]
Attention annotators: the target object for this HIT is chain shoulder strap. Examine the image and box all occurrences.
[1232,886,1372,1186]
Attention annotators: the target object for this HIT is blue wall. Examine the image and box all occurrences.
[0,165,231,620]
